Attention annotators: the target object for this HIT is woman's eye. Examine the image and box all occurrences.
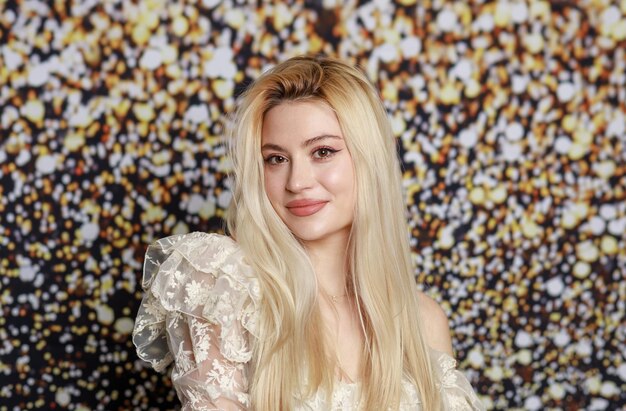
[264,155,287,165]
[313,147,338,159]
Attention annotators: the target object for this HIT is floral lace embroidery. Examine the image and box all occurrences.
[207,358,240,391]
[439,354,460,387]
[189,318,212,363]
[173,340,194,377]
[133,233,485,410]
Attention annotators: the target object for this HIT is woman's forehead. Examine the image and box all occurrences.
[261,101,343,145]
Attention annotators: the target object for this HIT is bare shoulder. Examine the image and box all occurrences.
[416,291,454,356]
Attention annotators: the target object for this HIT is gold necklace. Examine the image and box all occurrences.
[321,291,356,383]
[322,290,347,303]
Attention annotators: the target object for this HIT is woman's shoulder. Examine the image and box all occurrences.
[417,293,486,410]
[416,291,454,356]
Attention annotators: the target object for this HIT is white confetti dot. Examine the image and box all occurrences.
[608,218,626,236]
[599,204,617,220]
[438,226,455,249]
[511,74,529,94]
[459,127,478,148]
[377,43,398,63]
[3,47,22,71]
[80,222,100,242]
[594,161,616,179]
[202,0,221,7]
[451,59,473,82]
[600,381,619,396]
[546,276,564,297]
[114,317,135,334]
[554,136,572,154]
[139,48,162,70]
[517,349,532,365]
[217,190,232,209]
[173,221,189,235]
[16,149,31,166]
[589,399,609,411]
[36,154,56,174]
[601,6,620,27]
[96,304,114,325]
[588,216,606,235]
[549,383,565,399]
[1,106,19,129]
[553,329,570,347]
[475,13,494,32]
[56,389,71,407]
[556,82,576,102]
[21,100,45,123]
[606,115,625,137]
[152,164,171,177]
[409,75,425,92]
[184,104,210,124]
[437,9,458,32]
[576,339,592,357]
[468,348,484,368]
[187,194,205,214]
[617,363,626,381]
[524,396,541,411]
[404,151,422,165]
[505,122,524,141]
[69,106,93,128]
[400,36,421,58]
[515,330,532,347]
[586,374,602,393]
[203,47,237,79]
[485,366,503,381]
[502,142,522,161]
[19,265,37,282]
[511,2,529,23]
[28,63,50,87]
[576,240,599,263]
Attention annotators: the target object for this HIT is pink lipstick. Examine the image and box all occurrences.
[285,199,328,217]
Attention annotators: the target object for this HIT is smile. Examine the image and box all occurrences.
[285,199,328,217]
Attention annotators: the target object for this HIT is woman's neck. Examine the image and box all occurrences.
[303,230,364,383]
[302,231,351,295]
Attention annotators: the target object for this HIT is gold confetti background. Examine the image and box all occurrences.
[1,0,625,409]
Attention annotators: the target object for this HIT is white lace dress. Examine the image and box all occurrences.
[133,232,485,411]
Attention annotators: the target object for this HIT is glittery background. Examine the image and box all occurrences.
[1,0,625,409]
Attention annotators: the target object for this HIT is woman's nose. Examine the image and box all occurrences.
[286,159,315,193]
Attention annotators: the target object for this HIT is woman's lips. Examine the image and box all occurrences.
[285,199,328,217]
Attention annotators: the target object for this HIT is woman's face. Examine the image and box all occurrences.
[261,101,356,245]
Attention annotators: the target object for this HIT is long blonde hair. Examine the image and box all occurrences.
[227,56,441,410]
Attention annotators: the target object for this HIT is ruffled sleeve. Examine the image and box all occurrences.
[431,349,486,411]
[132,232,260,410]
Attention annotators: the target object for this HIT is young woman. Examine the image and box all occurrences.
[133,56,484,410]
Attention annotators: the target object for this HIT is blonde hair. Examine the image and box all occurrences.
[227,56,441,410]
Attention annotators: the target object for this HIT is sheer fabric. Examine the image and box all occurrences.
[133,232,485,410]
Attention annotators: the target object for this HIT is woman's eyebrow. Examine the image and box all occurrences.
[261,143,285,152]
[261,135,342,152]
[302,134,342,147]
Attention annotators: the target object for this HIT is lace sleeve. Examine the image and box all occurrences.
[132,233,260,410]
[430,350,486,411]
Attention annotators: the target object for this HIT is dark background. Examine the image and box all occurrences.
[1,0,625,409]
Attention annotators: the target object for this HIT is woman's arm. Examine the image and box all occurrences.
[133,233,257,410]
